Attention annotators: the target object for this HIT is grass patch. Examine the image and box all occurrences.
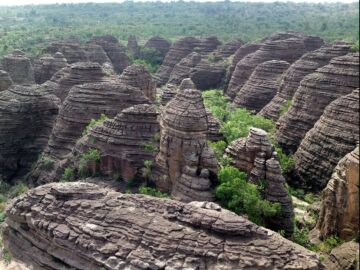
[139,187,169,198]
[82,114,108,136]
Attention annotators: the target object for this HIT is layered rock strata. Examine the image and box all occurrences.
[315,146,359,241]
[259,41,353,121]
[2,50,35,85]
[119,64,157,102]
[74,104,160,181]
[214,39,244,59]
[43,39,88,64]
[4,182,325,270]
[127,35,140,57]
[160,84,178,106]
[190,59,226,90]
[154,88,218,202]
[276,53,359,154]
[0,70,12,92]
[227,35,323,99]
[294,89,359,191]
[233,60,290,112]
[144,36,171,60]
[168,52,201,85]
[0,85,60,180]
[33,52,68,84]
[225,128,294,235]
[206,109,224,141]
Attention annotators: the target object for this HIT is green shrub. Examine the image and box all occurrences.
[40,155,55,171]
[292,227,317,251]
[125,178,143,189]
[304,193,321,204]
[279,99,293,116]
[139,187,169,198]
[0,178,10,194]
[318,235,344,254]
[140,142,159,153]
[352,41,359,52]
[133,59,159,74]
[2,248,11,264]
[82,114,108,136]
[273,143,295,175]
[202,90,230,122]
[9,182,28,198]
[61,167,75,182]
[80,149,101,162]
[0,211,6,223]
[215,166,281,225]
[287,186,306,199]
[142,160,153,179]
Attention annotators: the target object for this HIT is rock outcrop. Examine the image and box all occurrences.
[33,52,68,84]
[206,109,224,141]
[225,128,294,236]
[127,35,140,57]
[0,70,12,92]
[323,241,359,270]
[0,85,60,181]
[227,35,323,99]
[190,59,226,90]
[1,50,35,85]
[4,182,325,270]
[233,60,290,112]
[294,89,359,191]
[83,43,112,65]
[154,88,218,202]
[179,78,195,90]
[214,39,244,58]
[74,104,160,181]
[315,146,359,241]
[144,36,171,60]
[168,52,201,85]
[259,41,352,121]
[160,83,178,106]
[276,53,359,154]
[119,64,157,102]
[43,39,88,64]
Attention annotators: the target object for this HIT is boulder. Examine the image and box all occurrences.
[33,52,68,84]
[323,241,359,270]
[315,146,359,241]
[276,53,359,154]
[225,128,294,236]
[259,41,352,121]
[119,64,157,102]
[144,36,171,60]
[0,85,60,181]
[0,70,13,92]
[233,60,290,112]
[1,50,35,85]
[3,182,325,270]
[153,88,218,202]
[74,104,160,181]
[227,35,323,99]
[294,89,359,191]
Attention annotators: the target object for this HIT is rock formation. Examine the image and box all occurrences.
[144,36,171,60]
[82,43,112,65]
[33,52,68,84]
[127,35,140,57]
[190,59,226,90]
[1,50,35,85]
[74,104,160,181]
[154,88,218,202]
[323,241,359,270]
[87,35,130,73]
[0,70,12,92]
[315,146,359,241]
[227,35,323,99]
[160,83,178,106]
[119,64,157,102]
[259,41,352,121]
[214,39,244,58]
[225,128,294,236]
[294,89,359,191]
[168,52,201,85]
[44,62,108,102]
[3,182,325,270]
[233,60,290,112]
[206,109,224,141]
[179,77,195,90]
[276,53,359,154]
[193,36,222,55]
[0,84,60,181]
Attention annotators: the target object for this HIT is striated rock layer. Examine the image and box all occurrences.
[294,89,359,191]
[225,128,294,236]
[0,70,13,92]
[0,85,60,181]
[233,60,290,112]
[127,35,140,57]
[33,52,68,84]
[259,41,352,121]
[227,33,323,99]
[276,53,359,154]
[144,36,171,60]
[168,52,201,85]
[119,64,157,102]
[315,146,359,241]
[74,104,160,181]
[154,88,218,202]
[1,50,35,85]
[214,39,244,59]
[190,59,226,90]
[4,182,325,270]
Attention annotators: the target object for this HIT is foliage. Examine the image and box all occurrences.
[60,167,75,182]
[77,149,101,178]
[131,46,163,73]
[292,227,317,251]
[0,179,10,195]
[133,59,159,74]
[2,248,11,264]
[318,236,344,254]
[208,140,227,161]
[287,186,306,199]
[214,166,281,225]
[0,212,6,223]
[8,182,28,198]
[0,2,358,58]
[139,187,169,198]
[141,160,153,179]
[273,143,295,175]
[125,178,143,189]
[352,41,359,52]
[82,114,107,136]
[202,90,230,122]
[279,99,293,116]
[140,142,159,153]
[40,155,55,171]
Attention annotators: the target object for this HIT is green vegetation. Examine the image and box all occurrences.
[60,167,75,182]
[139,187,169,198]
[292,227,317,251]
[2,248,11,264]
[82,114,107,137]
[77,149,101,178]
[0,2,358,58]
[287,186,320,204]
[40,154,55,171]
[140,133,160,153]
[131,46,163,73]
[215,166,281,225]
[279,99,293,116]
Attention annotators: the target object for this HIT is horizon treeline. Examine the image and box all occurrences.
[0,1,359,57]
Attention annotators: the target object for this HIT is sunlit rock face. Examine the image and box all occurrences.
[276,53,359,154]
[153,88,218,202]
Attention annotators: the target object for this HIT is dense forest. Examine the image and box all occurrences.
[0,1,359,57]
